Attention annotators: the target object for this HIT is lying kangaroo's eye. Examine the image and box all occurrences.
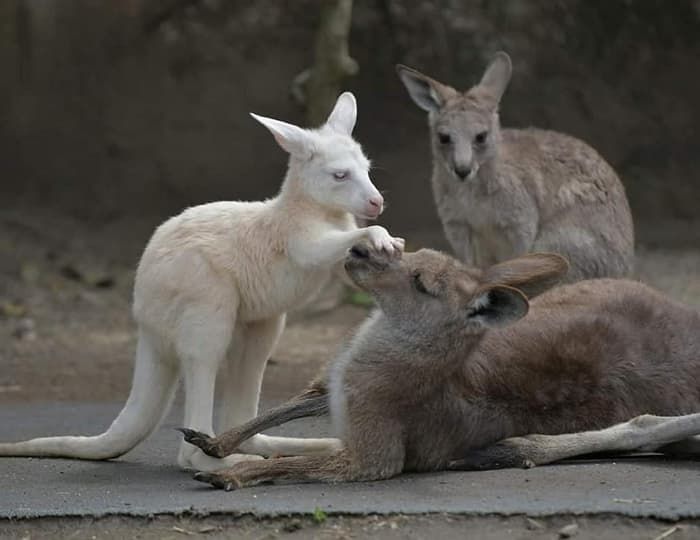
[413,273,429,294]
[474,131,488,145]
[438,132,451,145]
[333,171,348,181]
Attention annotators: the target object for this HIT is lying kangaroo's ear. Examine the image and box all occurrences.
[467,285,528,328]
[478,51,512,104]
[396,64,457,113]
[250,113,312,158]
[482,253,569,299]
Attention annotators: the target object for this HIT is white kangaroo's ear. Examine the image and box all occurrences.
[478,51,512,104]
[250,113,312,157]
[325,92,357,134]
[466,285,528,328]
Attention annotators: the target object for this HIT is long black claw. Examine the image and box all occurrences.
[177,427,211,445]
[177,427,204,442]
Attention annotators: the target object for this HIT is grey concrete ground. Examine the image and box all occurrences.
[2,401,700,521]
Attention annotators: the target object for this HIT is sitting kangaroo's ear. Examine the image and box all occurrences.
[396,64,457,113]
[482,253,569,299]
[466,285,528,328]
[478,51,512,104]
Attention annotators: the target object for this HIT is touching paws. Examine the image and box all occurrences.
[366,226,404,255]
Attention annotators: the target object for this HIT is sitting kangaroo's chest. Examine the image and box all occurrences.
[434,169,538,265]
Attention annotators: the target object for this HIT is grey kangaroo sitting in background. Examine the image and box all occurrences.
[396,52,634,281]
[184,247,700,490]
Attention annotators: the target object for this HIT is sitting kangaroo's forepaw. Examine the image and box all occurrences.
[193,471,240,491]
[177,428,225,458]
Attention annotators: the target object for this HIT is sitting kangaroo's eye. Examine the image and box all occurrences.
[474,131,488,145]
[333,171,348,181]
[413,273,429,294]
[438,132,451,145]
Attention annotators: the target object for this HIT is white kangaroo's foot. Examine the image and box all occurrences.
[240,433,343,457]
[177,444,263,471]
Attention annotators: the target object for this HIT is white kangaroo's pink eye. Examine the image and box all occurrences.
[333,171,348,181]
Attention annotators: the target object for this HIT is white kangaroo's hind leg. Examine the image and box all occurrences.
[215,324,251,434]
[219,314,341,458]
[175,302,261,471]
[217,315,287,432]
[0,329,178,460]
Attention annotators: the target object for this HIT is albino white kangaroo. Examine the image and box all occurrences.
[396,52,634,281]
[186,247,700,490]
[0,92,404,471]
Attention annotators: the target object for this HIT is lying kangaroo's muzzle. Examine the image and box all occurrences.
[345,244,394,274]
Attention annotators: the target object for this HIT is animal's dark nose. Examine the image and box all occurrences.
[350,244,370,259]
[455,165,471,180]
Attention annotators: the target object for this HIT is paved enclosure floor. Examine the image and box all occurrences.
[2,401,700,521]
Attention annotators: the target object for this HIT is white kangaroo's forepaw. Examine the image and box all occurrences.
[391,237,405,253]
[366,226,397,255]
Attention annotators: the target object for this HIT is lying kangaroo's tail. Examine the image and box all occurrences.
[0,332,178,460]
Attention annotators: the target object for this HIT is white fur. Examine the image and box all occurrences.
[0,92,403,471]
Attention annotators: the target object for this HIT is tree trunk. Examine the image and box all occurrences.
[305,0,358,125]
[293,0,359,318]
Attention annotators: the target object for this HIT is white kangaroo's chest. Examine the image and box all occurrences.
[135,200,350,328]
[237,257,332,322]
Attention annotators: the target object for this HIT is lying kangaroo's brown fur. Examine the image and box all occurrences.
[185,247,700,490]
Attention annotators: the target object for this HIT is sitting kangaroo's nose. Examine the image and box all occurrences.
[455,165,472,180]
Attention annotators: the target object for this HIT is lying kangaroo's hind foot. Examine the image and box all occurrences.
[177,428,226,458]
[178,393,330,458]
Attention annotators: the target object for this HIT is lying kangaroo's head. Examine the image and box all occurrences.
[345,246,568,334]
[397,52,512,182]
[251,92,384,220]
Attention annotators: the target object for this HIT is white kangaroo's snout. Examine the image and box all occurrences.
[351,173,384,220]
[364,188,384,219]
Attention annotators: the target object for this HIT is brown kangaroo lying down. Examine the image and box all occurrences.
[182,247,700,490]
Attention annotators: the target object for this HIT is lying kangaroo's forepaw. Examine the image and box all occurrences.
[176,428,225,458]
[448,441,536,471]
[193,471,240,491]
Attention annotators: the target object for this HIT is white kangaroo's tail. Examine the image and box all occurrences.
[0,331,179,460]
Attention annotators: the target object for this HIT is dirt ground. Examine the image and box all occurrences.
[1,209,700,538]
[2,209,700,406]
[2,514,700,540]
